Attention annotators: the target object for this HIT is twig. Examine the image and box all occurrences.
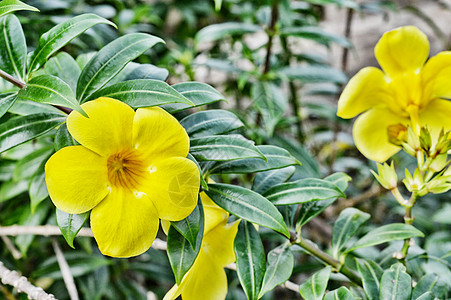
[52,238,79,300]
[0,69,25,89]
[1,236,21,260]
[263,0,279,74]
[0,261,56,300]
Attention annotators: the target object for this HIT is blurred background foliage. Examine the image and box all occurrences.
[1,0,450,299]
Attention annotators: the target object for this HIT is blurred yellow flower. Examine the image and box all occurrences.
[163,192,239,300]
[337,26,451,162]
[45,97,200,258]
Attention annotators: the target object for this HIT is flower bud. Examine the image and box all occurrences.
[419,127,432,152]
[371,162,398,190]
[406,127,420,152]
[426,176,451,194]
[429,153,448,172]
[403,168,426,195]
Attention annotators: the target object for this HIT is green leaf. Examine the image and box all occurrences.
[0,14,26,80]
[252,166,296,194]
[0,113,66,153]
[171,197,203,251]
[278,65,347,84]
[13,146,52,181]
[324,172,352,193]
[414,292,434,300]
[167,200,204,285]
[45,52,81,92]
[323,287,355,300]
[16,202,49,255]
[281,26,351,48]
[345,224,424,253]
[18,75,86,116]
[234,221,266,300]
[0,0,38,18]
[8,99,64,116]
[0,179,27,203]
[206,183,290,237]
[186,153,208,191]
[258,243,294,298]
[180,109,244,138]
[29,161,49,214]
[297,198,337,228]
[0,93,17,119]
[28,14,116,74]
[77,33,164,102]
[208,145,300,175]
[54,123,76,151]
[85,79,192,106]
[264,178,345,206]
[163,82,226,113]
[412,273,447,299]
[355,258,383,300]
[195,22,261,44]
[379,263,412,300]
[299,266,331,300]
[56,209,90,248]
[331,208,370,258]
[189,134,265,162]
[109,62,169,83]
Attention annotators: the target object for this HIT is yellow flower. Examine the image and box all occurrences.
[163,192,240,300]
[337,26,451,162]
[45,97,200,258]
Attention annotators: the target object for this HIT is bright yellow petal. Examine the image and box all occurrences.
[145,157,200,221]
[90,187,159,258]
[375,26,429,78]
[132,106,189,160]
[200,192,229,236]
[45,145,109,214]
[161,219,170,235]
[203,220,240,267]
[353,108,407,162]
[67,97,135,156]
[337,67,391,119]
[420,99,451,138]
[163,284,182,300]
[421,51,451,101]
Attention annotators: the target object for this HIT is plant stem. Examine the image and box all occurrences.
[263,0,279,74]
[0,69,25,89]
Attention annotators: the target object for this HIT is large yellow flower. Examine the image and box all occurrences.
[163,192,240,300]
[45,97,200,258]
[337,26,451,162]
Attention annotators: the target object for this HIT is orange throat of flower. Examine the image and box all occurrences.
[107,150,147,191]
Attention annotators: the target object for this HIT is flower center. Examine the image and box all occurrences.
[107,150,146,190]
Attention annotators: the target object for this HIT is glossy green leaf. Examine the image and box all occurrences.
[180,109,244,138]
[208,145,299,174]
[234,221,266,300]
[171,197,203,251]
[345,224,424,253]
[163,82,226,113]
[13,146,53,181]
[190,134,265,162]
[206,183,290,237]
[54,123,76,151]
[195,22,261,44]
[167,200,204,285]
[414,292,434,300]
[252,166,296,194]
[186,153,208,191]
[77,33,164,101]
[412,273,447,299]
[323,287,355,300]
[264,178,345,206]
[0,160,14,181]
[110,62,168,83]
[0,14,26,80]
[0,113,65,153]
[297,198,337,228]
[281,26,351,48]
[331,208,370,258]
[85,79,192,106]
[18,75,85,115]
[324,172,352,193]
[278,65,347,84]
[0,179,27,203]
[258,243,294,298]
[0,0,38,18]
[29,161,49,214]
[299,266,331,300]
[379,263,412,300]
[45,52,81,92]
[0,93,17,119]
[16,202,49,255]
[28,14,116,74]
[355,258,383,300]
[56,209,90,248]
[8,99,64,116]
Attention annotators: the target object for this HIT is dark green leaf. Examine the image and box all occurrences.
[0,14,26,80]
[195,22,261,44]
[278,66,347,84]
[28,14,116,73]
[0,93,17,119]
[297,199,337,228]
[412,273,447,299]
[345,224,424,253]
[324,172,352,193]
[0,113,66,153]
[110,62,168,83]
[0,179,27,203]
[54,123,76,151]
[281,26,351,48]
[206,183,290,237]
[323,287,355,300]
[13,146,53,181]
[180,109,244,138]
[85,79,192,106]
[258,243,294,298]
[45,52,81,92]
[16,202,49,255]
[355,258,383,300]
[77,33,164,101]
[8,99,64,115]
[264,178,345,206]
[234,221,266,300]
[29,161,49,214]
[56,209,90,248]
[252,166,296,194]
[0,0,38,18]
[379,263,412,300]
[171,197,203,251]
[186,153,208,191]
[299,266,331,300]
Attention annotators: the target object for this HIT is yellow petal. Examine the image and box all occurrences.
[420,99,451,138]
[145,157,200,221]
[421,51,451,101]
[203,220,240,267]
[45,145,109,214]
[353,108,407,162]
[133,106,189,160]
[375,26,429,78]
[67,97,135,156]
[200,192,229,236]
[161,219,170,235]
[90,187,159,258]
[337,67,391,119]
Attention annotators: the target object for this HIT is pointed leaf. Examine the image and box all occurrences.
[278,65,347,84]
[180,109,244,138]
[195,22,261,44]
[45,52,81,92]
[0,14,26,79]
[412,273,447,299]
[379,263,412,300]
[29,162,49,213]
[299,266,331,300]
[56,209,90,248]
[355,258,383,300]
[324,172,352,193]
[0,0,38,18]
[252,166,296,194]
[281,26,351,48]
[186,153,208,191]
[324,287,355,300]
[297,198,337,228]
[0,93,17,119]
[171,197,203,251]
[54,123,76,151]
